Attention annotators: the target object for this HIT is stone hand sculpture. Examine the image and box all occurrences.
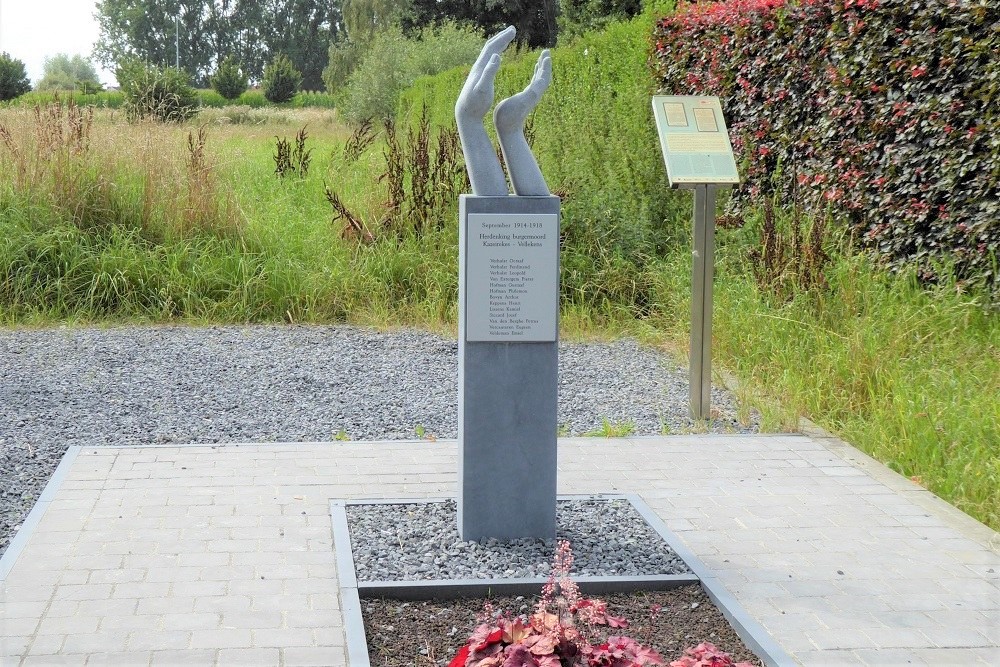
[456,26,552,197]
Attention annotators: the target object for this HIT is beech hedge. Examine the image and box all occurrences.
[652,0,999,284]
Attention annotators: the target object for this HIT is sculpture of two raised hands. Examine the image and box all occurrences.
[455,26,552,197]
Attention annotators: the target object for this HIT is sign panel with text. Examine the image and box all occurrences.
[652,95,740,187]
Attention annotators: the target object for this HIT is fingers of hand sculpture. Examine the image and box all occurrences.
[475,54,501,98]
[457,53,501,119]
[483,26,516,59]
[531,52,552,94]
[464,27,515,94]
[533,49,551,79]
[494,55,551,131]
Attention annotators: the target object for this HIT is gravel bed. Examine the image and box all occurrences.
[347,498,691,581]
[0,324,756,557]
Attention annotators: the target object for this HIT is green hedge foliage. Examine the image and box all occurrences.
[6,90,126,108]
[652,0,999,285]
[398,18,689,315]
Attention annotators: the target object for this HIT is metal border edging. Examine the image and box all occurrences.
[330,500,371,667]
[0,445,83,581]
[624,493,797,667]
[331,494,793,667]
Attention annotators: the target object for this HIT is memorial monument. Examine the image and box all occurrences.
[456,27,560,541]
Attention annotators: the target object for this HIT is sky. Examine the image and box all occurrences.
[0,0,116,86]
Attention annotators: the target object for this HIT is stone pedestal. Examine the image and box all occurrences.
[457,194,560,541]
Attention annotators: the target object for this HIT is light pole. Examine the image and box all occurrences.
[175,14,179,69]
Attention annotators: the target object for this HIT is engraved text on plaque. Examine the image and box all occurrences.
[465,213,558,342]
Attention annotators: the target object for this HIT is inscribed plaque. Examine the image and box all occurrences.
[465,213,559,342]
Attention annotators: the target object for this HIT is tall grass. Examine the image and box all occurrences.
[0,101,459,325]
[687,202,1000,528]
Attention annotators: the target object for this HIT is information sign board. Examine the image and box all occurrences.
[465,213,559,342]
[652,96,740,187]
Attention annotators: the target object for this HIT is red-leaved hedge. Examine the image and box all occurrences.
[652,0,998,284]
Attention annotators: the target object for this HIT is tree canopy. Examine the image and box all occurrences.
[0,53,31,101]
[404,0,559,48]
[94,0,342,89]
[38,54,102,92]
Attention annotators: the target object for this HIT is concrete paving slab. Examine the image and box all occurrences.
[1,434,998,666]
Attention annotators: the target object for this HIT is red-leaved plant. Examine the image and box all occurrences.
[668,642,754,667]
[448,541,663,667]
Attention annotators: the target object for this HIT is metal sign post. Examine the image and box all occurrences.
[690,184,718,420]
[651,96,739,421]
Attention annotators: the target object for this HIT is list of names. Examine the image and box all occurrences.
[465,213,558,342]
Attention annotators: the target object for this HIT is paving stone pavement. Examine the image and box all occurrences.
[1,433,998,666]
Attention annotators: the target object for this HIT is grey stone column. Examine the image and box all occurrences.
[458,194,560,541]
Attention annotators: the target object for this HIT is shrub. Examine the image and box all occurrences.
[449,542,669,667]
[116,59,198,122]
[0,52,31,101]
[262,53,302,104]
[211,55,248,100]
[197,89,228,108]
[338,23,483,124]
[652,0,1000,286]
[236,90,268,107]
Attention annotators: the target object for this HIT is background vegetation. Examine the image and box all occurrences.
[0,53,31,101]
[653,0,999,287]
[93,0,342,88]
[36,54,103,93]
[0,1,995,530]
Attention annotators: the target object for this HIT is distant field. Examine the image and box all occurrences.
[4,88,336,110]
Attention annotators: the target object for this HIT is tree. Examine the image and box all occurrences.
[262,54,302,103]
[262,0,345,90]
[558,0,642,38]
[211,55,247,99]
[342,0,408,44]
[0,53,31,101]
[322,38,363,94]
[94,0,343,89]
[337,23,483,123]
[94,0,215,86]
[37,54,103,92]
[404,0,559,48]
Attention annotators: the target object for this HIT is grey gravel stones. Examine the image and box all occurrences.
[0,324,755,557]
[346,499,691,581]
